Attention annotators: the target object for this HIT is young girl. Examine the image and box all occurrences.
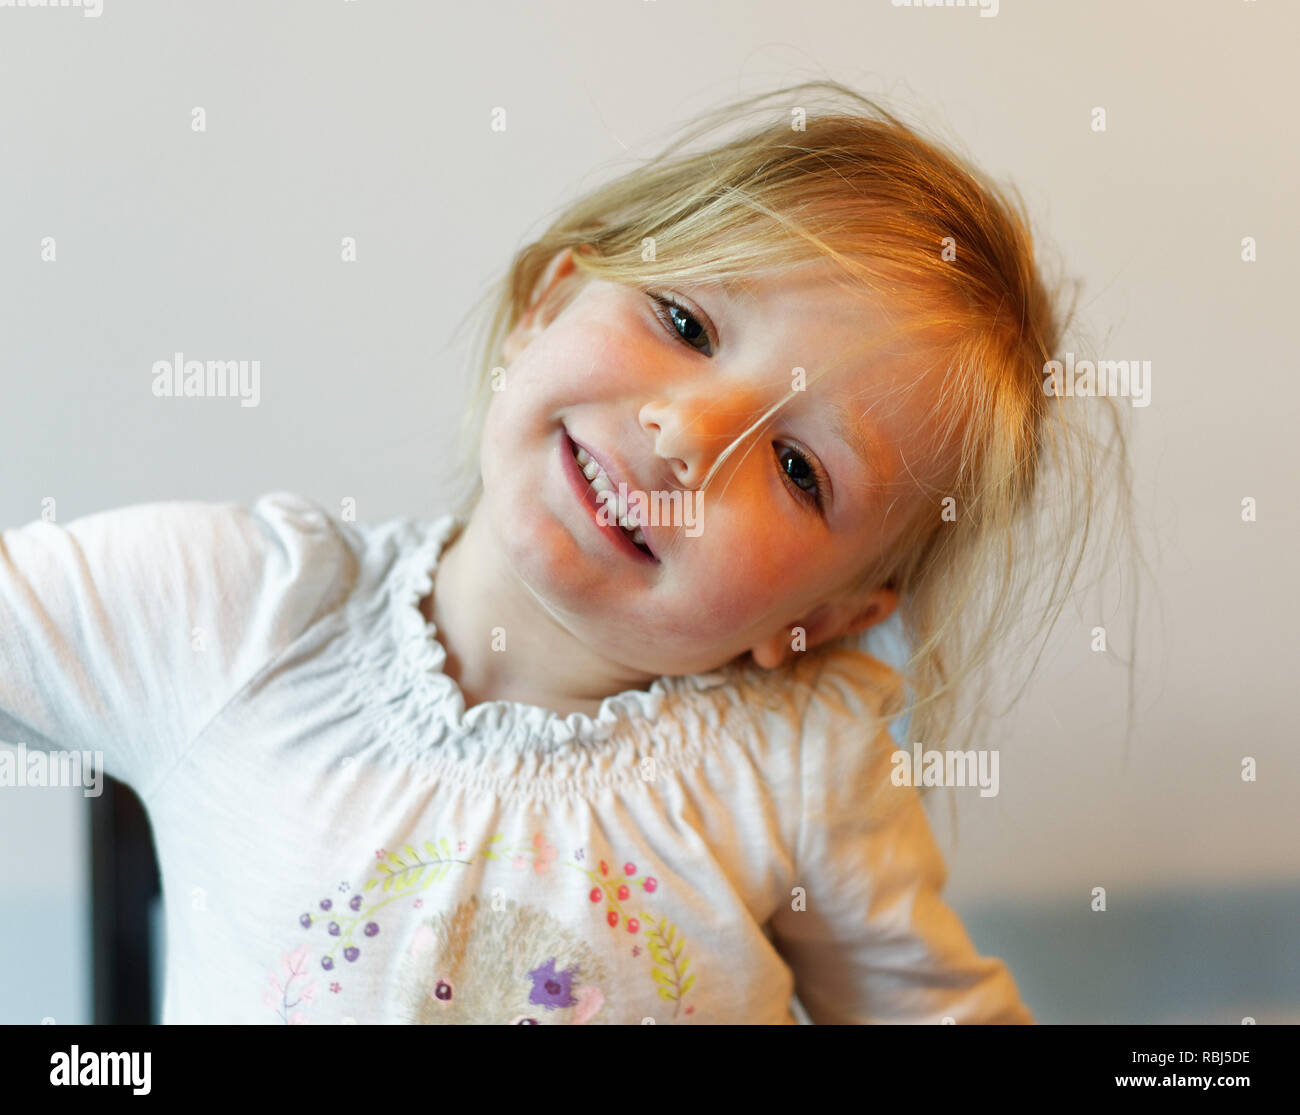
[1,82,1126,1024]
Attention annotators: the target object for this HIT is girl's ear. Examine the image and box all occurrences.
[503,247,581,362]
[747,587,899,670]
[835,587,898,641]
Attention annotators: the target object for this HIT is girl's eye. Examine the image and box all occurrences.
[647,292,714,357]
[775,443,829,514]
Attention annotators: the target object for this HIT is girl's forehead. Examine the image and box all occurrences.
[691,270,935,387]
[699,260,912,338]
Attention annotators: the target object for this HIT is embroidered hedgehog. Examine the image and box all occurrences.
[393,895,607,1024]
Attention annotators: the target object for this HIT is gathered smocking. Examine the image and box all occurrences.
[330,510,782,793]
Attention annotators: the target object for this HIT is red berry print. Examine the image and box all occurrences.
[599,860,610,876]
[624,862,636,876]
[606,911,618,928]
[644,877,658,893]
[589,888,602,903]
[617,884,629,900]
[626,918,639,934]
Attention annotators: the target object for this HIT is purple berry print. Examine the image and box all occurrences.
[364,922,379,937]
[328,922,340,936]
[319,898,332,911]
[344,947,359,962]
[349,895,362,911]
[299,913,312,928]
[321,956,334,970]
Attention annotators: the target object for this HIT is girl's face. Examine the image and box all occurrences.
[479,249,949,677]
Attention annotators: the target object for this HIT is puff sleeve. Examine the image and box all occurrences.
[0,491,353,801]
[768,649,1034,1024]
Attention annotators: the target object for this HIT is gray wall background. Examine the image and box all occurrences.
[2,0,1297,1023]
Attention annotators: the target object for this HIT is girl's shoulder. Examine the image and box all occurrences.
[714,635,909,747]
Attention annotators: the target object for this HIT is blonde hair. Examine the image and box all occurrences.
[445,80,1142,760]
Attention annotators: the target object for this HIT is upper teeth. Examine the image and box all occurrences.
[573,444,648,546]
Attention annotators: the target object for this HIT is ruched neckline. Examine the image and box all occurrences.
[384,512,739,752]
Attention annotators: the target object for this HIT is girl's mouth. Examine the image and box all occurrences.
[560,430,659,563]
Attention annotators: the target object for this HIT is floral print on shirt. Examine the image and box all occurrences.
[270,831,698,1023]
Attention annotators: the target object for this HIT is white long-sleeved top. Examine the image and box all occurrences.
[0,491,1032,1024]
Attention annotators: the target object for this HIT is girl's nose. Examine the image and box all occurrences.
[638,389,773,488]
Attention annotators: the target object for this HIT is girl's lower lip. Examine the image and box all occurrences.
[558,430,658,564]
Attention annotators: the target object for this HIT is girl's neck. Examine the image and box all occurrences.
[423,511,650,719]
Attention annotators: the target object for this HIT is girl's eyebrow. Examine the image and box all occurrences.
[827,398,886,486]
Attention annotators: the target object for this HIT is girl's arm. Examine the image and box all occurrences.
[0,491,350,802]
[767,652,1034,1025]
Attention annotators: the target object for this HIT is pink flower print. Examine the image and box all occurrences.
[511,854,528,870]
[267,944,316,1024]
[284,944,309,979]
[457,841,467,852]
[632,946,641,958]
[330,982,341,994]
[414,899,423,908]
[531,832,557,874]
[375,848,387,860]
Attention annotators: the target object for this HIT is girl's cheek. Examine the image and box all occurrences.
[674,560,778,633]
[695,519,790,583]
[680,527,818,622]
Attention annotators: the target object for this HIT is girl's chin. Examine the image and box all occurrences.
[501,524,603,600]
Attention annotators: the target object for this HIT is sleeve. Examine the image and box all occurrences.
[0,491,354,801]
[768,650,1034,1025]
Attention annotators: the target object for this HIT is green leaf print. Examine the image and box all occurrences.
[640,912,696,1019]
